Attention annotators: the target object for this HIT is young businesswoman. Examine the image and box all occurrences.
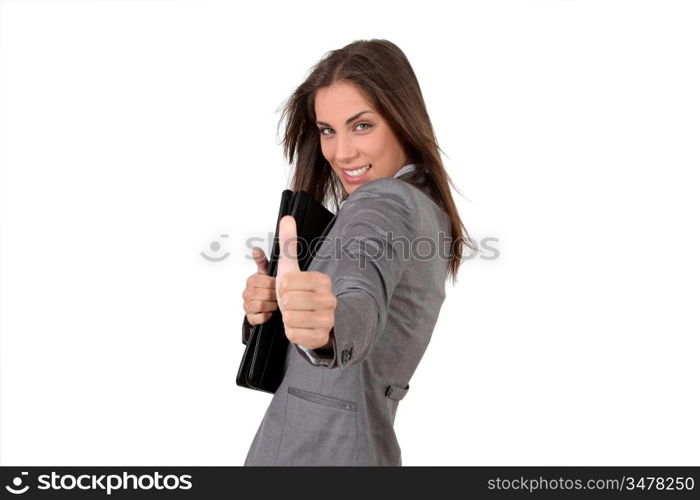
[241,39,474,465]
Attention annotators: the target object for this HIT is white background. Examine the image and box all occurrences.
[1,0,698,466]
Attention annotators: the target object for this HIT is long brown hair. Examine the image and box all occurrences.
[276,38,474,284]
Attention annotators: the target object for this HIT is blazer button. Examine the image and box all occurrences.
[341,348,353,363]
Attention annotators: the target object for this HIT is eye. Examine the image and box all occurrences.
[318,122,372,136]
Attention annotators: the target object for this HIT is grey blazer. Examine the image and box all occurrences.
[244,164,451,466]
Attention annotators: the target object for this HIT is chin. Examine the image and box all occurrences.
[344,183,363,194]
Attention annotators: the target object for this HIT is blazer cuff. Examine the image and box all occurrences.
[294,328,337,368]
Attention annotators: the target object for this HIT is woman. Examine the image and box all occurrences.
[241,39,473,465]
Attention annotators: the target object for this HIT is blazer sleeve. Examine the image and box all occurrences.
[294,178,415,369]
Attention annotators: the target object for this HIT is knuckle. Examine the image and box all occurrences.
[284,310,297,324]
[327,294,337,309]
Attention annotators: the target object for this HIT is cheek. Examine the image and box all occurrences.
[379,131,403,162]
[319,141,329,160]
[371,128,394,156]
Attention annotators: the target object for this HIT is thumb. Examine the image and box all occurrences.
[276,215,300,301]
[251,247,269,275]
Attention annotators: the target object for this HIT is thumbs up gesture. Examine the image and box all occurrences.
[276,215,336,350]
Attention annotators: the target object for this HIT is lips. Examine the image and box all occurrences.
[340,164,372,184]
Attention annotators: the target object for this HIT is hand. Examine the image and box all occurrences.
[276,215,336,350]
[241,247,278,325]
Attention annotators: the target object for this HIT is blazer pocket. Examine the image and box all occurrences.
[287,386,357,412]
[277,386,358,465]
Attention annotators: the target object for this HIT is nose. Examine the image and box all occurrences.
[334,131,358,163]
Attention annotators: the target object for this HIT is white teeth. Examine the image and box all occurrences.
[346,164,371,177]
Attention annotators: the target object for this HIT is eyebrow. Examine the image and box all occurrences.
[316,110,373,127]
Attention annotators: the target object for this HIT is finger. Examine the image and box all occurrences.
[276,216,301,307]
[252,247,269,275]
[279,290,335,311]
[281,309,335,330]
[247,311,274,325]
[244,299,279,315]
[243,287,277,302]
[284,327,332,349]
[279,271,332,292]
[247,274,277,291]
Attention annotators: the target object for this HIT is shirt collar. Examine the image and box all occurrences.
[393,162,417,178]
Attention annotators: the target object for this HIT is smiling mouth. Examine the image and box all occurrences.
[342,164,372,178]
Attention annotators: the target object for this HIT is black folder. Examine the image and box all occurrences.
[236,190,336,393]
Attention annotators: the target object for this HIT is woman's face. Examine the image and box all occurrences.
[314,80,409,195]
